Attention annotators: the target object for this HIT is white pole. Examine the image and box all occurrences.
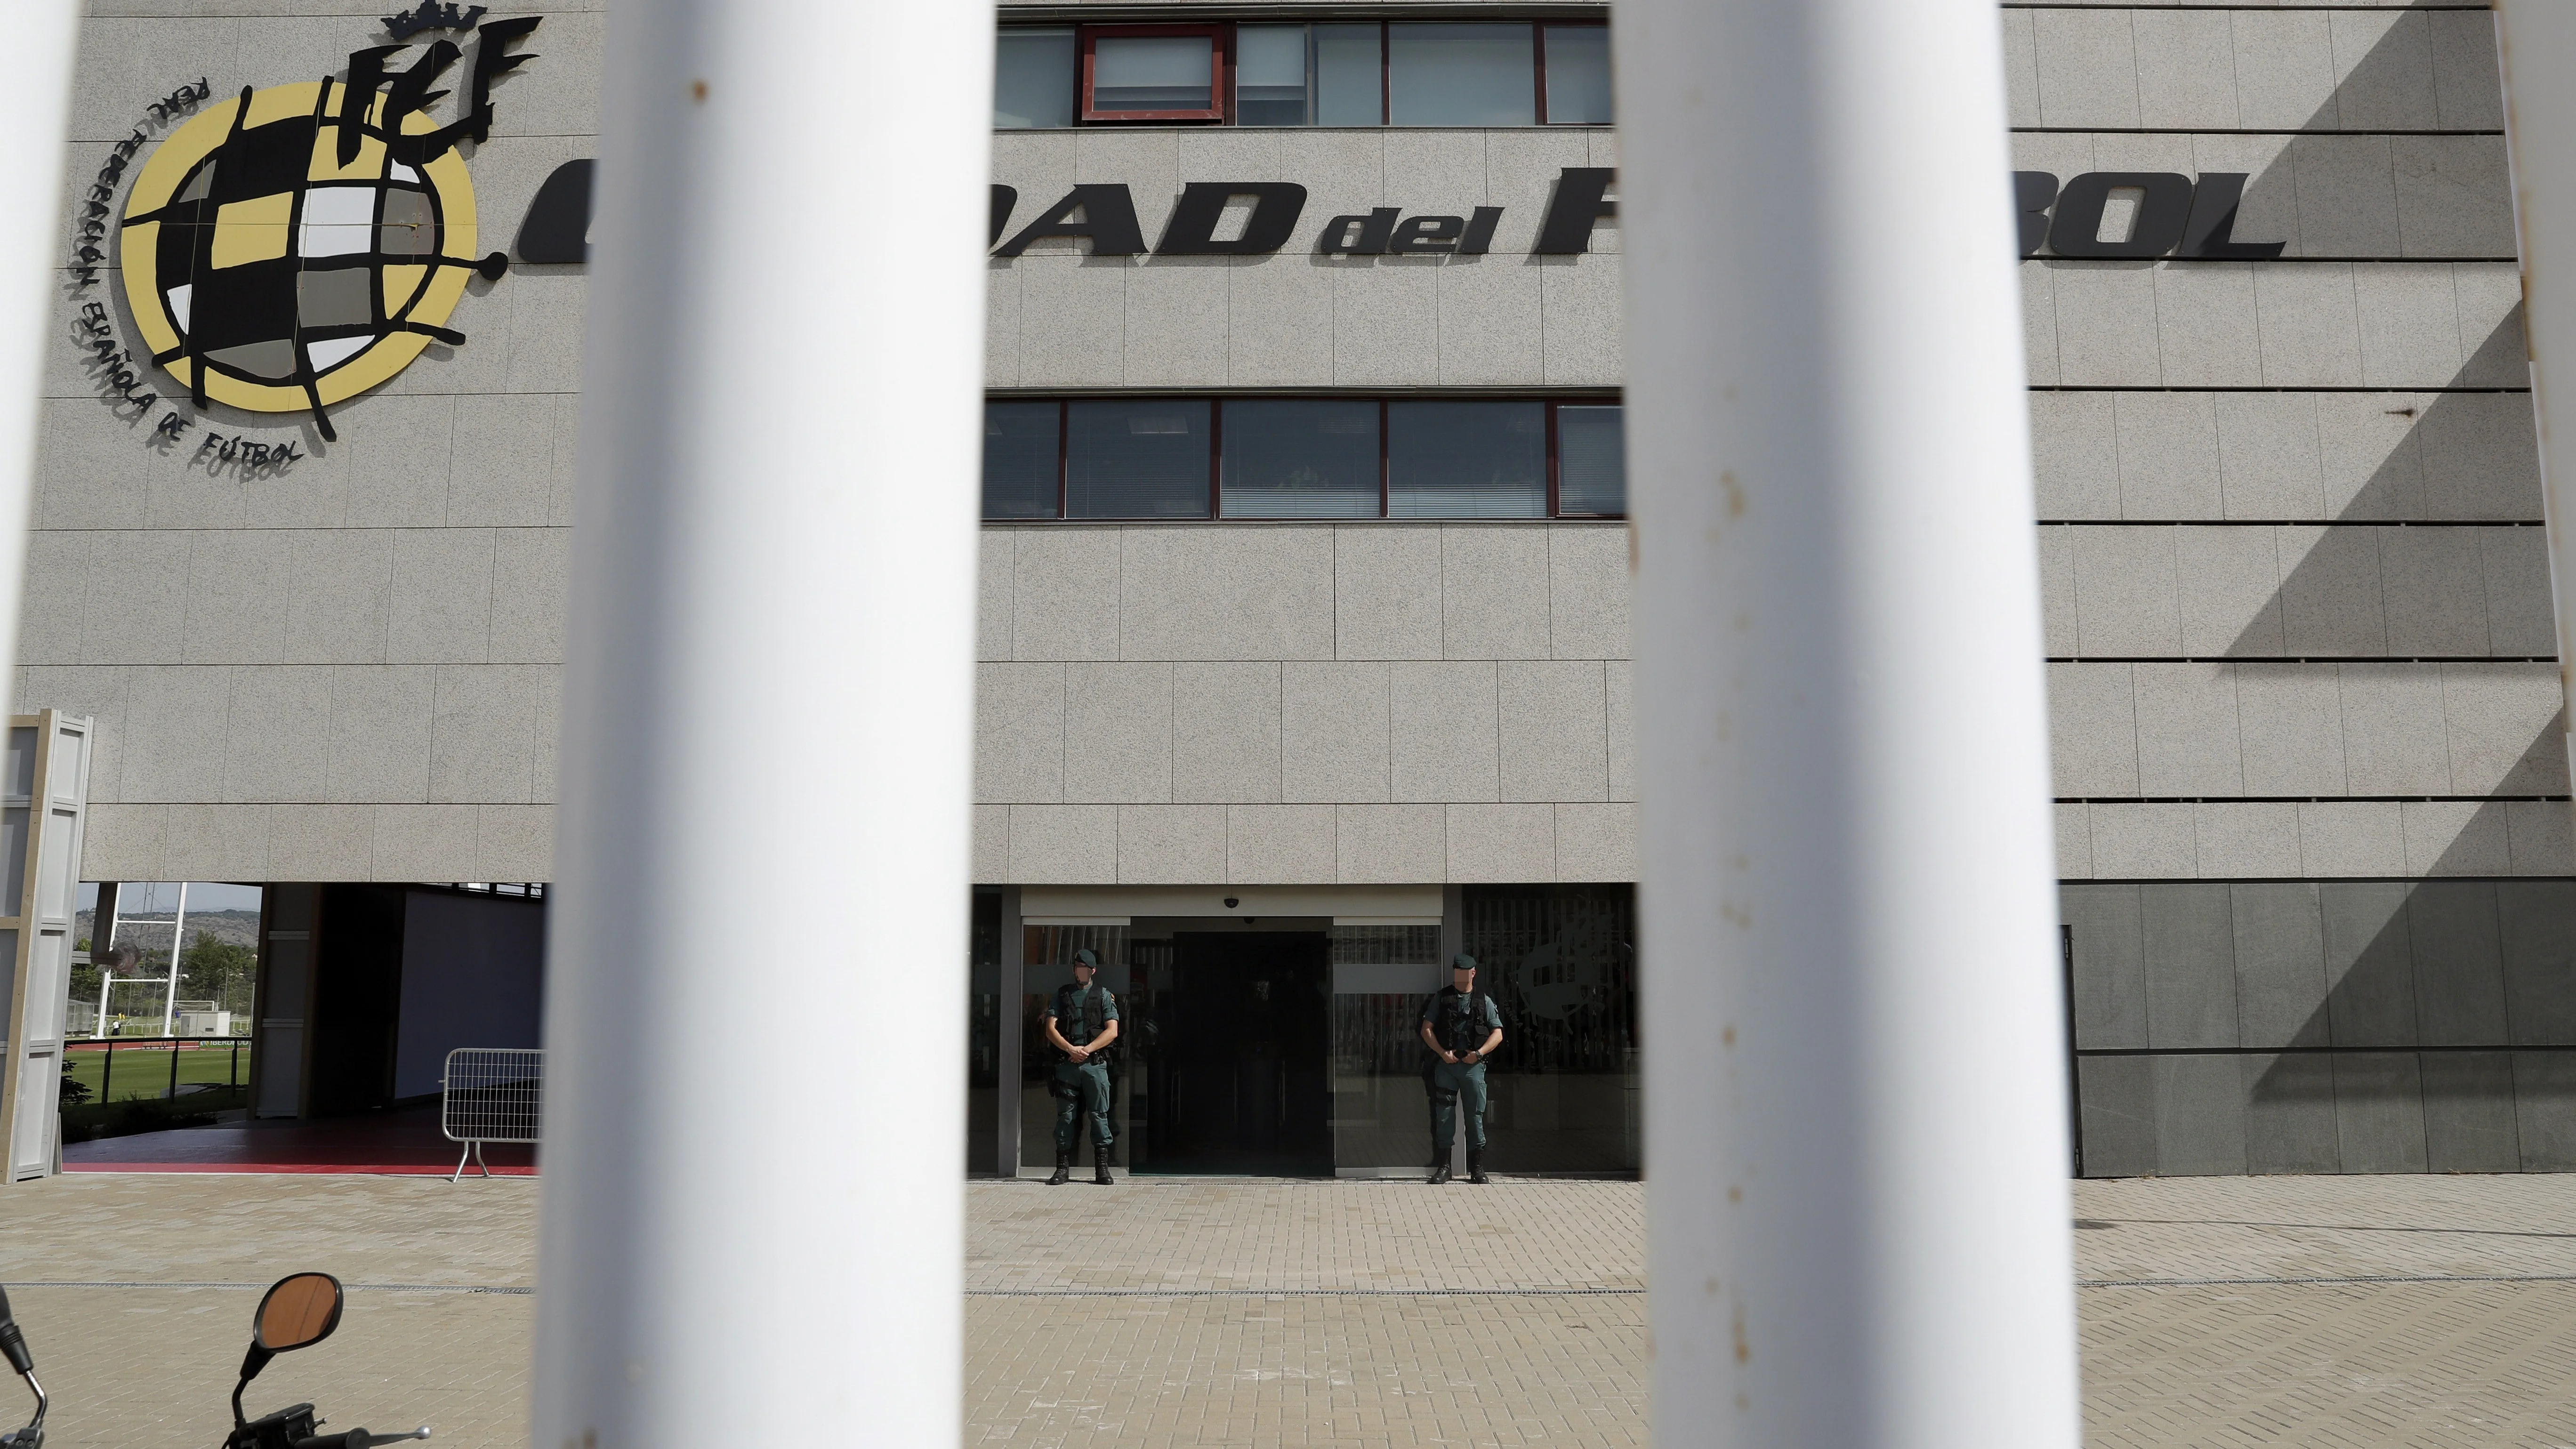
[162,883,187,1036]
[0,7,76,1061]
[1616,3,2079,1446]
[530,0,991,1444]
[2493,7,2576,800]
[0,2,72,667]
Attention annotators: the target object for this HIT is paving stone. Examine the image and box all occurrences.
[8,1173,2576,1446]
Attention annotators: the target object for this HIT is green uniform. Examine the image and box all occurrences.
[1423,987,1504,1151]
[1048,981,1120,1154]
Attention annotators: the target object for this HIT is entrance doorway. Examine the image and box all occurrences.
[1137,931,1332,1175]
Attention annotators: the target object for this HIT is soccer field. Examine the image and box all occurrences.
[61,1039,252,1105]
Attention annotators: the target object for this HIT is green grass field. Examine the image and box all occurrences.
[61,1039,252,1106]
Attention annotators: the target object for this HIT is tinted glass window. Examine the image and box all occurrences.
[1315,24,1384,125]
[1093,35,1215,113]
[1388,23,1534,127]
[1222,400,1380,518]
[983,402,1060,519]
[1068,400,1211,518]
[995,29,1075,128]
[1388,401,1545,517]
[1543,26,1613,124]
[1237,25,1310,125]
[1556,404,1625,515]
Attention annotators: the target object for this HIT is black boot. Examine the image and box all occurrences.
[1047,1151,1071,1186]
[1466,1149,1489,1185]
[1427,1152,1452,1185]
[1093,1140,1115,1185]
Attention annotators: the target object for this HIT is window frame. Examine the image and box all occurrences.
[1549,399,1629,519]
[1003,18,1616,129]
[1079,23,1233,124]
[983,395,1625,522]
[1059,397,1220,521]
[1534,21,1612,126]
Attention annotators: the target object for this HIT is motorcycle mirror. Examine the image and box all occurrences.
[253,1273,343,1353]
[234,1272,342,1424]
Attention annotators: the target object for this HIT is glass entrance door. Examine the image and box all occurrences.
[1135,931,1332,1175]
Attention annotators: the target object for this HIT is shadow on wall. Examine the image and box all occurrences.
[2069,872,2576,1177]
[2060,10,2576,1176]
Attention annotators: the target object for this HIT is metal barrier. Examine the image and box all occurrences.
[440,1047,543,1182]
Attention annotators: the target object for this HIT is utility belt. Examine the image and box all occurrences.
[1049,1046,1114,1098]
[1421,1054,1484,1098]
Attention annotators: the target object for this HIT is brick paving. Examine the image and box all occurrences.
[6,1171,2576,1446]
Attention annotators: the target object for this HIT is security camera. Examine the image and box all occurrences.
[1223,897,1239,909]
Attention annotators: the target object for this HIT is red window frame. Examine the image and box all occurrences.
[1080,24,1232,124]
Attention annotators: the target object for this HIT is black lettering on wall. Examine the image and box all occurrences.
[1156,182,1309,255]
[2047,172,2192,258]
[992,185,1147,258]
[516,158,593,264]
[2014,172,2057,258]
[990,184,1017,247]
[460,16,543,145]
[1388,215,1463,254]
[382,40,461,142]
[338,46,404,166]
[1317,209,1400,256]
[1533,168,1615,254]
[1457,206,1504,256]
[2178,173,2286,259]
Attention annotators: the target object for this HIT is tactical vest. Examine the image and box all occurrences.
[1055,982,1112,1048]
[1428,986,1495,1057]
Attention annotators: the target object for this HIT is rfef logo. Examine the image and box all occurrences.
[115,20,537,442]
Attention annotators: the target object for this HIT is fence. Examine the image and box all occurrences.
[61,1036,250,1112]
[441,1047,543,1181]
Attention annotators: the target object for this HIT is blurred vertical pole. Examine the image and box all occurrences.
[1614,3,2079,1447]
[2493,8,2576,800]
[531,0,990,1444]
[0,0,75,684]
[0,3,79,1184]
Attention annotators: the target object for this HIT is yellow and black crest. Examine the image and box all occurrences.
[117,23,535,441]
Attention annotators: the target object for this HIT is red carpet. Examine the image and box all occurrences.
[63,1103,536,1175]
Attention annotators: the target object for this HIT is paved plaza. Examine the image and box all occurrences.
[6,1173,2576,1446]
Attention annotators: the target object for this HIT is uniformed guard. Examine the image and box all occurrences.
[1044,947,1120,1185]
[1419,952,1505,1184]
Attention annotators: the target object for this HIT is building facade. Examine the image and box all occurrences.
[9,0,2569,1176]
[2007,6,2576,1175]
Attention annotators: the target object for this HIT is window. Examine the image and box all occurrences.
[1067,399,1214,518]
[1314,24,1385,126]
[1389,24,1535,127]
[1221,399,1381,518]
[982,400,1062,518]
[996,20,1612,128]
[1234,25,1311,125]
[1389,400,1546,517]
[1555,404,1626,515]
[984,397,1622,521]
[1081,25,1228,122]
[1542,25,1614,126]
[995,28,1076,129]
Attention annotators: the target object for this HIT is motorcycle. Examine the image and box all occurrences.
[0,1270,432,1449]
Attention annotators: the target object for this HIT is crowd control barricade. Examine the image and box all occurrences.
[441,1047,543,1181]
